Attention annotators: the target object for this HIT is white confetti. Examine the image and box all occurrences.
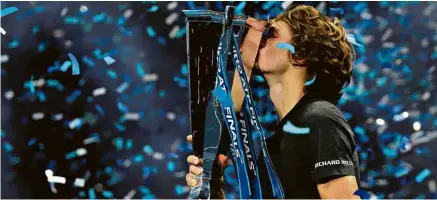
[124,113,140,121]
[167,112,176,121]
[360,12,372,20]
[83,136,100,145]
[93,87,107,97]
[174,171,186,178]
[45,169,54,178]
[413,121,421,131]
[53,113,63,121]
[382,42,395,48]
[282,1,294,10]
[123,189,136,200]
[381,28,392,41]
[167,2,178,11]
[143,74,158,82]
[422,91,431,101]
[0,27,6,35]
[32,112,45,120]
[60,7,68,17]
[69,118,82,129]
[103,56,116,65]
[376,118,385,126]
[76,148,87,156]
[169,25,180,39]
[1,54,9,63]
[152,152,164,160]
[80,5,88,13]
[4,90,14,100]
[429,180,436,193]
[53,29,65,38]
[74,178,85,187]
[165,12,179,25]
[34,78,45,87]
[64,40,73,49]
[124,9,133,19]
[48,176,66,184]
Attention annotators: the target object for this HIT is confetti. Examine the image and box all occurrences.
[4,90,14,100]
[74,178,85,187]
[69,118,83,129]
[60,61,72,72]
[32,112,45,120]
[92,87,107,97]
[48,176,67,184]
[103,56,116,65]
[143,74,158,82]
[282,121,310,135]
[0,27,6,35]
[1,54,9,63]
[68,53,80,75]
[276,42,295,54]
[415,169,431,183]
[123,189,136,199]
[0,6,19,17]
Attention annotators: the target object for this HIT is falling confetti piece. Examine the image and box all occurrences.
[48,176,66,184]
[32,112,45,120]
[282,121,310,134]
[0,6,19,17]
[68,53,80,75]
[103,56,116,65]
[0,27,6,35]
[60,60,72,72]
[92,87,107,97]
[415,169,431,183]
[276,42,295,54]
[74,178,85,187]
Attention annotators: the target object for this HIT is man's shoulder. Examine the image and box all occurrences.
[300,99,347,124]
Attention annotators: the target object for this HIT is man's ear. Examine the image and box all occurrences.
[290,54,307,67]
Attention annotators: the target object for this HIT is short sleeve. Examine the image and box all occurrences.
[307,109,357,184]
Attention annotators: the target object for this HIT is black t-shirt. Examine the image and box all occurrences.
[257,94,360,199]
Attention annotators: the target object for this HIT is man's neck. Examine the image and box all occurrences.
[264,68,306,120]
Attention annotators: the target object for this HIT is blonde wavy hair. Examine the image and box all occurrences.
[274,4,355,103]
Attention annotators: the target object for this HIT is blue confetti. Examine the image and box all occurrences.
[29,76,35,93]
[329,7,344,16]
[346,33,363,47]
[64,16,80,24]
[415,169,431,183]
[354,189,372,199]
[113,137,124,151]
[276,42,295,54]
[167,161,175,172]
[146,26,156,37]
[3,142,14,152]
[66,90,81,104]
[304,75,316,86]
[137,63,145,77]
[8,40,19,48]
[143,145,153,155]
[60,60,72,72]
[1,6,19,17]
[82,56,95,68]
[174,184,184,195]
[126,139,133,149]
[148,5,159,12]
[68,53,80,75]
[107,69,118,79]
[88,188,96,199]
[103,56,116,65]
[92,12,106,23]
[102,190,113,198]
[282,121,310,134]
[235,1,247,14]
[28,138,37,147]
[32,25,39,34]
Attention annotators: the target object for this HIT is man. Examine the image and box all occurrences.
[186,4,361,199]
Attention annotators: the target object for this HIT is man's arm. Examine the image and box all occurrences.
[317,176,360,199]
[232,17,266,112]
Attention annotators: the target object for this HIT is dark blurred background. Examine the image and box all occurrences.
[1,1,436,199]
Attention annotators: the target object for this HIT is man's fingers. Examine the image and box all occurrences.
[187,135,193,144]
[186,173,199,188]
[246,17,268,31]
[189,165,203,175]
[217,154,228,168]
[187,155,203,165]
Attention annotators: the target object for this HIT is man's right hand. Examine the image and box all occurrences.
[185,135,228,188]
